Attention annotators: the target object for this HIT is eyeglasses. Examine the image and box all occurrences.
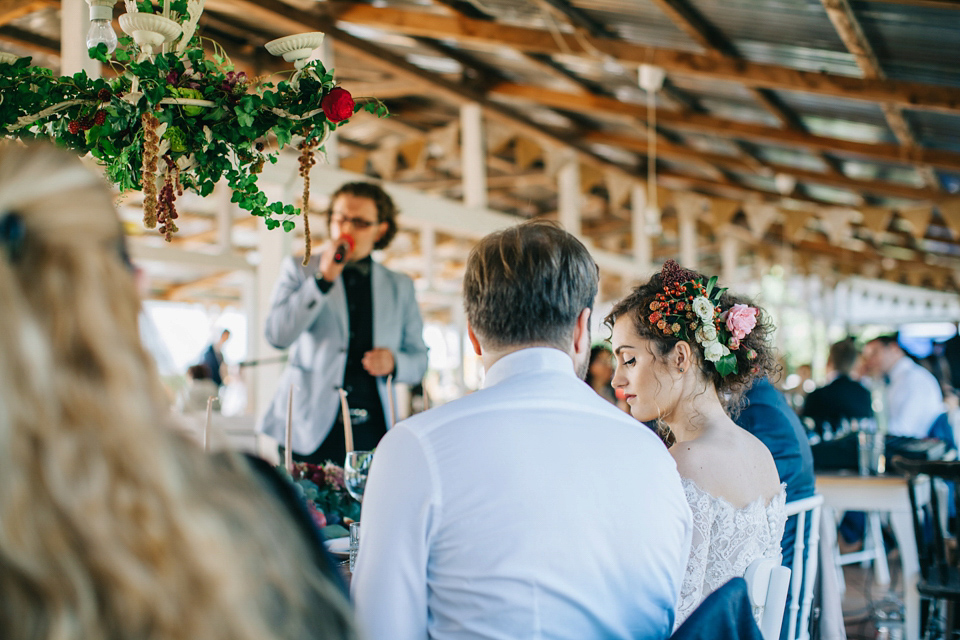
[331,214,378,230]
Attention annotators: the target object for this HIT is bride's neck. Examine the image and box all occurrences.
[665,381,730,444]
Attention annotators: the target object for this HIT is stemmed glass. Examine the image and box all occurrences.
[344,450,373,572]
[344,450,373,503]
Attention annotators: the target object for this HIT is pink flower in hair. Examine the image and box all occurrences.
[723,304,758,340]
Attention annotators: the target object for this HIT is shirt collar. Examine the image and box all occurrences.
[483,347,576,388]
[344,254,373,276]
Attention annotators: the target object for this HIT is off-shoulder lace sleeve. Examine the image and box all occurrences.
[674,480,718,628]
[673,481,788,630]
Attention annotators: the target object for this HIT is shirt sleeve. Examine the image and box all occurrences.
[887,366,943,438]
[391,274,429,385]
[352,425,437,640]
[263,256,329,349]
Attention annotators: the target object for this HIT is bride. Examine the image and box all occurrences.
[606,260,786,628]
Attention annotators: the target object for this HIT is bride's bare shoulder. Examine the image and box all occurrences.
[670,426,781,507]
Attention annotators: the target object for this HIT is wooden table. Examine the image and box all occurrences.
[816,472,930,640]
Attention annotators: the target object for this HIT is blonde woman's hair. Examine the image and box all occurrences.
[0,142,356,640]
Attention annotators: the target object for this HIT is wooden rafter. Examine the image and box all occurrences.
[586,131,944,201]
[332,4,960,113]
[820,0,940,189]
[648,0,846,180]
[0,0,54,27]
[491,83,960,172]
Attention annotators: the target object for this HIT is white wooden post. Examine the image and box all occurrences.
[720,229,739,287]
[460,103,487,209]
[317,37,340,167]
[631,183,652,276]
[62,0,101,78]
[677,199,698,271]
[558,150,581,237]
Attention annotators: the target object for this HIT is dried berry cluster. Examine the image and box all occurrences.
[157,155,183,242]
[298,136,320,264]
[66,109,107,135]
[141,112,161,229]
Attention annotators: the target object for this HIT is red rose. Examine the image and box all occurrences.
[321,87,355,123]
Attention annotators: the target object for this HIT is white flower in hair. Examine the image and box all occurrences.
[703,340,729,363]
[692,296,714,322]
[695,323,718,343]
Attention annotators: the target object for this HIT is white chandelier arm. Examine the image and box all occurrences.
[9,99,94,132]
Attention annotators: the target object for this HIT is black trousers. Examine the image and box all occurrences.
[280,412,387,467]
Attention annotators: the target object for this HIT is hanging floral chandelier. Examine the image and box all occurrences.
[0,0,385,259]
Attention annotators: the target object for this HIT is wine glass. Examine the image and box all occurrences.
[344,450,373,503]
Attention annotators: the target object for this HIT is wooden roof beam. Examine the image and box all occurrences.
[0,0,54,27]
[334,4,960,113]
[493,82,960,172]
[820,0,940,189]
[209,0,645,186]
[588,130,944,201]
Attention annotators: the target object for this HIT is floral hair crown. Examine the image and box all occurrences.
[645,260,759,377]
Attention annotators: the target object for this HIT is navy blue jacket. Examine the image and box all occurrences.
[735,378,815,568]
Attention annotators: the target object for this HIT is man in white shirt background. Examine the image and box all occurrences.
[862,334,945,438]
[352,220,693,640]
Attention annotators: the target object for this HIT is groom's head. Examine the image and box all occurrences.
[462,220,598,376]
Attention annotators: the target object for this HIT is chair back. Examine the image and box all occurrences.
[890,456,960,588]
[744,557,792,640]
[782,494,824,640]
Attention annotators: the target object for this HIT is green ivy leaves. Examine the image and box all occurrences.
[0,37,389,234]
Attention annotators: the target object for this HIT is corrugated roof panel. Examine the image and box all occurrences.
[689,0,862,75]
[570,0,705,52]
[909,112,960,154]
[773,89,893,141]
[855,1,960,88]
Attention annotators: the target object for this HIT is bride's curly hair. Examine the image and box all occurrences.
[605,263,779,420]
[0,143,355,640]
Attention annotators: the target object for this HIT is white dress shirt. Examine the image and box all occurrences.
[352,347,693,640]
[885,356,944,438]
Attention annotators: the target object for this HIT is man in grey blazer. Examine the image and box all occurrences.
[258,182,428,464]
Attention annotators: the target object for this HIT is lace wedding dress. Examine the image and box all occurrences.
[674,477,787,629]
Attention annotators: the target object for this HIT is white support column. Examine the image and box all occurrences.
[460,103,487,209]
[677,199,698,271]
[251,182,294,455]
[61,0,101,78]
[558,150,582,237]
[316,37,340,167]
[217,184,235,254]
[422,225,436,291]
[720,228,739,287]
[631,183,652,276]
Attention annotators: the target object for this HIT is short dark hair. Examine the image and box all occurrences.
[325,182,398,250]
[869,333,900,348]
[463,220,599,351]
[829,338,859,374]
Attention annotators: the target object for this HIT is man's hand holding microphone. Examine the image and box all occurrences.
[317,233,355,283]
[316,232,395,377]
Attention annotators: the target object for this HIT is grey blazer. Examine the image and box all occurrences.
[258,254,429,454]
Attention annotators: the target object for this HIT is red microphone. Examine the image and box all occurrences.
[333,234,355,264]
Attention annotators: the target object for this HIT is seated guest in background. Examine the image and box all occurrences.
[862,333,944,438]
[586,344,618,403]
[353,221,692,640]
[0,143,355,640]
[177,363,219,413]
[200,328,230,389]
[607,260,786,629]
[802,338,874,437]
